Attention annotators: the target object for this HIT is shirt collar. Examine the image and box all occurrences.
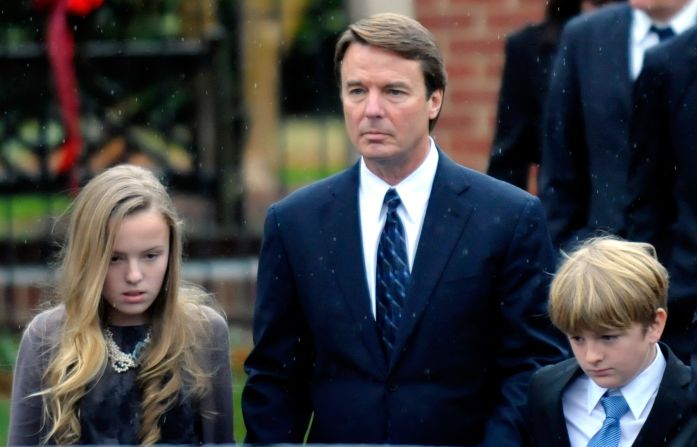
[632,0,697,44]
[585,343,666,419]
[359,137,439,223]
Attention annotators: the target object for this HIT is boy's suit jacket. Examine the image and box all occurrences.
[527,343,692,447]
[243,149,568,446]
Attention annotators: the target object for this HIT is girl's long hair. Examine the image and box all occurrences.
[38,164,214,445]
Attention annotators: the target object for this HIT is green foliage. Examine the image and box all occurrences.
[0,333,18,373]
[82,0,185,41]
[293,0,346,54]
[0,332,17,446]
[233,369,246,442]
[0,398,9,446]
[0,0,190,44]
[0,194,72,239]
[283,166,346,191]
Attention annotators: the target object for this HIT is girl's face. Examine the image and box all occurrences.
[102,208,170,326]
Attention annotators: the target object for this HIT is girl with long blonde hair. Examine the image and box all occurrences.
[8,164,234,445]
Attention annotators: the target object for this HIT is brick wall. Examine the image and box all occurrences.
[415,0,546,172]
[0,260,257,333]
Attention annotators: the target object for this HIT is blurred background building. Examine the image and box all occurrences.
[0,0,547,440]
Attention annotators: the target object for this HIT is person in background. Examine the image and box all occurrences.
[528,237,695,447]
[626,24,697,384]
[539,0,696,252]
[8,164,234,445]
[487,0,620,191]
[242,12,567,447]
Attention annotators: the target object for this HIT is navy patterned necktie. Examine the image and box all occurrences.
[376,188,409,358]
[650,24,675,42]
[587,391,629,447]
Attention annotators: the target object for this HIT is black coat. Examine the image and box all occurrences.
[540,3,635,251]
[626,26,697,362]
[488,23,558,189]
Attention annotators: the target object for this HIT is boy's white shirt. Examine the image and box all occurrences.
[562,343,666,447]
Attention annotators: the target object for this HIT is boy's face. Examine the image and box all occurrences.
[567,310,666,389]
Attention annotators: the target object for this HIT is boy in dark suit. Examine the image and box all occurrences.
[528,237,694,446]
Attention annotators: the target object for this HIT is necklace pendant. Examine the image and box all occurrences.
[104,327,152,373]
[112,359,133,373]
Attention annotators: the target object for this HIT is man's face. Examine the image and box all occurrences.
[340,43,442,182]
[567,311,665,389]
[629,0,688,21]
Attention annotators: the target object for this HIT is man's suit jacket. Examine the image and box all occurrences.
[488,22,558,189]
[626,26,697,363]
[242,150,568,446]
[540,3,635,251]
[527,343,693,447]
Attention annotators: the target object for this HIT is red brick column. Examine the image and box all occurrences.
[416,0,545,172]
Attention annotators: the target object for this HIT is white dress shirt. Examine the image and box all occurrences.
[562,344,667,447]
[359,138,438,318]
[630,0,697,79]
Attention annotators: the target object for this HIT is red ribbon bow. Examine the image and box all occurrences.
[34,0,103,16]
[33,0,103,185]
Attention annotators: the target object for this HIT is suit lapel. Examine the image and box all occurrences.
[610,6,633,108]
[543,360,580,447]
[633,344,691,447]
[388,153,472,369]
[321,163,387,371]
[675,32,697,112]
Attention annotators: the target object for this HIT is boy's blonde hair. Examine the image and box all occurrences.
[549,236,668,334]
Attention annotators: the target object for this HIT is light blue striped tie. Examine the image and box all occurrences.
[376,188,409,358]
[587,391,629,447]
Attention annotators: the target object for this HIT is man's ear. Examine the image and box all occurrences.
[428,89,443,120]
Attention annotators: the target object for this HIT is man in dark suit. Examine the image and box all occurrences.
[487,0,617,191]
[527,237,694,447]
[626,25,697,373]
[242,12,568,447]
[540,0,696,252]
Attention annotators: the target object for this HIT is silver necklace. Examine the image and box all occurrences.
[104,327,151,373]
